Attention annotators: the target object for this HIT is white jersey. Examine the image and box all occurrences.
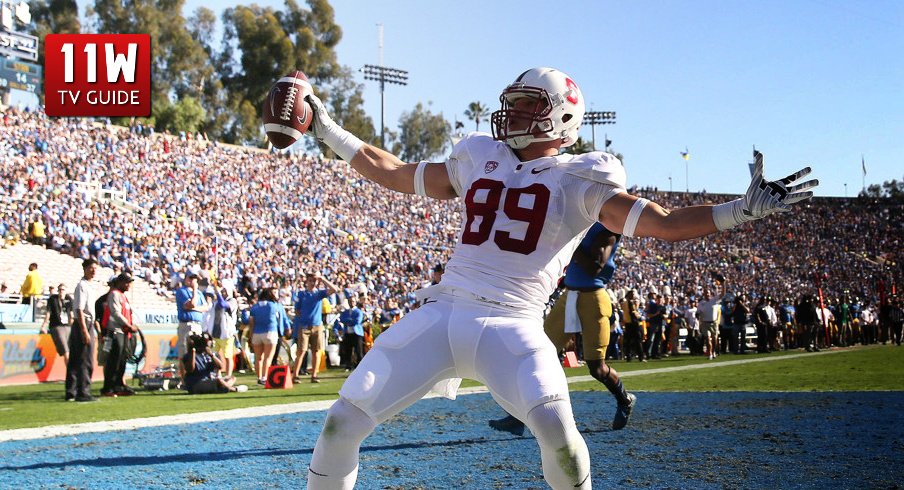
[440,133,626,315]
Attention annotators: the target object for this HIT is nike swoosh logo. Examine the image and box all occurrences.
[531,167,550,174]
[297,102,309,125]
[423,298,437,305]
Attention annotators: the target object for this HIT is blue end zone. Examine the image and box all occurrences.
[2,392,903,488]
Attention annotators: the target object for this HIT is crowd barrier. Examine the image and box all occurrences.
[0,329,179,386]
[0,303,33,323]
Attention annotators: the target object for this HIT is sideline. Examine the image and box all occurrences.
[0,349,847,443]
[567,348,845,383]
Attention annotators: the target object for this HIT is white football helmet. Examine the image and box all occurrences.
[491,67,585,149]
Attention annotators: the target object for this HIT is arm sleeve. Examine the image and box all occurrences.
[444,134,479,197]
[574,178,625,223]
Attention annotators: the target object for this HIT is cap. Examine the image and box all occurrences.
[113,272,135,284]
[433,263,445,273]
[185,272,199,279]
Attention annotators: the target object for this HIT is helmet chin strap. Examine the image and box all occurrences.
[505,132,570,150]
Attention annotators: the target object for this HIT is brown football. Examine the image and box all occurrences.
[262,70,314,149]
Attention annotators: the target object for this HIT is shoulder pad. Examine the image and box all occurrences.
[561,151,627,189]
[449,132,497,158]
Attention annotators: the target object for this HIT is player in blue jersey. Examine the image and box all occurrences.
[489,223,636,436]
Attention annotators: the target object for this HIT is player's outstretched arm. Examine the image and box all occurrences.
[306,94,457,200]
[599,151,818,242]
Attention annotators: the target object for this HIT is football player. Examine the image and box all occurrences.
[489,222,637,438]
[303,67,817,489]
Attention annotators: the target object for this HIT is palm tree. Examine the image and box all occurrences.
[464,101,490,132]
[568,137,595,154]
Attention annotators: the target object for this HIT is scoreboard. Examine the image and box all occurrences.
[0,57,40,94]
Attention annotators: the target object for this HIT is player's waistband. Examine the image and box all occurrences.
[565,286,606,293]
[414,284,541,316]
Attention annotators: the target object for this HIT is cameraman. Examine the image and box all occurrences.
[100,272,139,397]
[181,333,247,394]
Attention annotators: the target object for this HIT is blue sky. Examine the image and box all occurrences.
[33,0,904,195]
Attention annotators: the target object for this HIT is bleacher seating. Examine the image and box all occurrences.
[0,242,175,325]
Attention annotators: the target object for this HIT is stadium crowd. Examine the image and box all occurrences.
[1,107,901,355]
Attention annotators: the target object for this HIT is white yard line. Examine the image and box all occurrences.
[566,348,845,383]
[0,349,847,443]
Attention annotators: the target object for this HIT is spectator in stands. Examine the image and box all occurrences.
[0,281,12,302]
[66,259,99,402]
[101,271,138,397]
[430,263,444,286]
[27,216,46,246]
[19,262,42,305]
[248,287,291,385]
[175,273,210,365]
[292,271,339,384]
[41,284,72,365]
[0,106,899,352]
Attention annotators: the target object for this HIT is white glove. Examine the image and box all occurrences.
[305,93,364,162]
[713,150,819,230]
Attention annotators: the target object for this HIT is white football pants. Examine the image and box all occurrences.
[307,293,591,489]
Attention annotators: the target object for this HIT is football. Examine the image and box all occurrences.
[262,70,314,149]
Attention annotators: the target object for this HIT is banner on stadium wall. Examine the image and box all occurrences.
[0,331,179,386]
[135,309,180,325]
[0,303,34,323]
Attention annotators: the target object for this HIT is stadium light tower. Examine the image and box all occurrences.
[362,64,408,149]
[583,110,616,150]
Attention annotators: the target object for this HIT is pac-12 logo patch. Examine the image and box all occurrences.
[484,161,499,173]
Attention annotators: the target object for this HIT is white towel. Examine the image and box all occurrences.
[564,290,582,333]
[429,378,463,400]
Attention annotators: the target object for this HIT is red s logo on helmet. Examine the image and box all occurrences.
[565,78,579,105]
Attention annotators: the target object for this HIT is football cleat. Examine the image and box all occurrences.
[612,393,637,430]
[488,414,526,437]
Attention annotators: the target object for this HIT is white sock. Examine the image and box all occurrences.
[525,400,592,489]
[307,398,376,489]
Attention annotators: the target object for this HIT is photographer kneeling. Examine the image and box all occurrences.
[181,333,248,394]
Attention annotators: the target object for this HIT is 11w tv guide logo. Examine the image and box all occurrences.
[44,34,150,117]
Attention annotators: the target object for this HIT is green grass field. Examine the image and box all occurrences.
[1,345,901,431]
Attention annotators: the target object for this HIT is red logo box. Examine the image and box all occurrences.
[44,34,151,117]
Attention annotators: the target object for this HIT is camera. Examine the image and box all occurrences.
[188,332,212,352]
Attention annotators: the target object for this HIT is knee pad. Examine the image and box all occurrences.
[526,400,591,489]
